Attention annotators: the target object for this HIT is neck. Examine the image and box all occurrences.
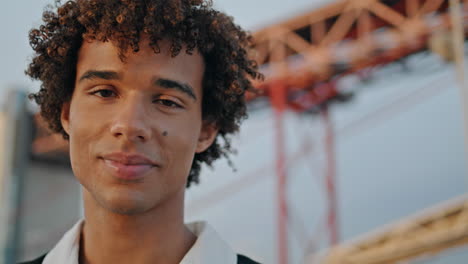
[79,188,196,264]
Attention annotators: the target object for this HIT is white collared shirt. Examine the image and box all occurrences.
[43,219,237,264]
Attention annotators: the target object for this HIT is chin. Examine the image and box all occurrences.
[107,203,149,215]
[94,189,156,215]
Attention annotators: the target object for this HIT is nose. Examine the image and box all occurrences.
[110,96,151,142]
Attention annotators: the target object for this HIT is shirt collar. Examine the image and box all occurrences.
[43,219,237,264]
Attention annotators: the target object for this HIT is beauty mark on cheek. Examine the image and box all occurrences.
[162,131,168,137]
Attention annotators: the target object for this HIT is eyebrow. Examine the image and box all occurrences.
[78,70,197,101]
[154,78,197,101]
[78,70,120,82]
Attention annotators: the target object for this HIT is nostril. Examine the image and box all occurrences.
[110,120,150,142]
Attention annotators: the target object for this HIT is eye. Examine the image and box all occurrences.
[91,89,116,98]
[155,99,182,108]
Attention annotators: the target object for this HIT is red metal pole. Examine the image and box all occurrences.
[271,80,288,264]
[321,102,339,246]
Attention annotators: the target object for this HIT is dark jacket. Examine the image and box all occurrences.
[19,253,260,264]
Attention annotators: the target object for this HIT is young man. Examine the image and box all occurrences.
[21,0,262,263]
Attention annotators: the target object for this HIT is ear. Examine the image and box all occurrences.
[195,120,218,153]
[60,101,71,136]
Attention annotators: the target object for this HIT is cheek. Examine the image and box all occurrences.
[163,121,201,179]
[67,105,104,182]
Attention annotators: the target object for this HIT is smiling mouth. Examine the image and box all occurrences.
[99,152,159,180]
[101,158,155,180]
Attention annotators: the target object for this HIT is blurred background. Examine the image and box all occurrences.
[1,0,468,263]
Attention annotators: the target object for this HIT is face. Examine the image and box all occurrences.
[60,37,217,215]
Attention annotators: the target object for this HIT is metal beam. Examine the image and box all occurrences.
[314,195,468,264]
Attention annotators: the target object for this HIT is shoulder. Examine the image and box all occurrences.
[237,254,261,264]
[17,254,47,264]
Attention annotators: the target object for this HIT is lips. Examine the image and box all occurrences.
[100,152,158,180]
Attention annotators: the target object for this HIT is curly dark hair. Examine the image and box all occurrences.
[26,0,262,187]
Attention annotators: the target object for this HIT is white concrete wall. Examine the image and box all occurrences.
[18,161,80,262]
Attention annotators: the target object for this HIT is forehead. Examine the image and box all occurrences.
[75,38,205,85]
